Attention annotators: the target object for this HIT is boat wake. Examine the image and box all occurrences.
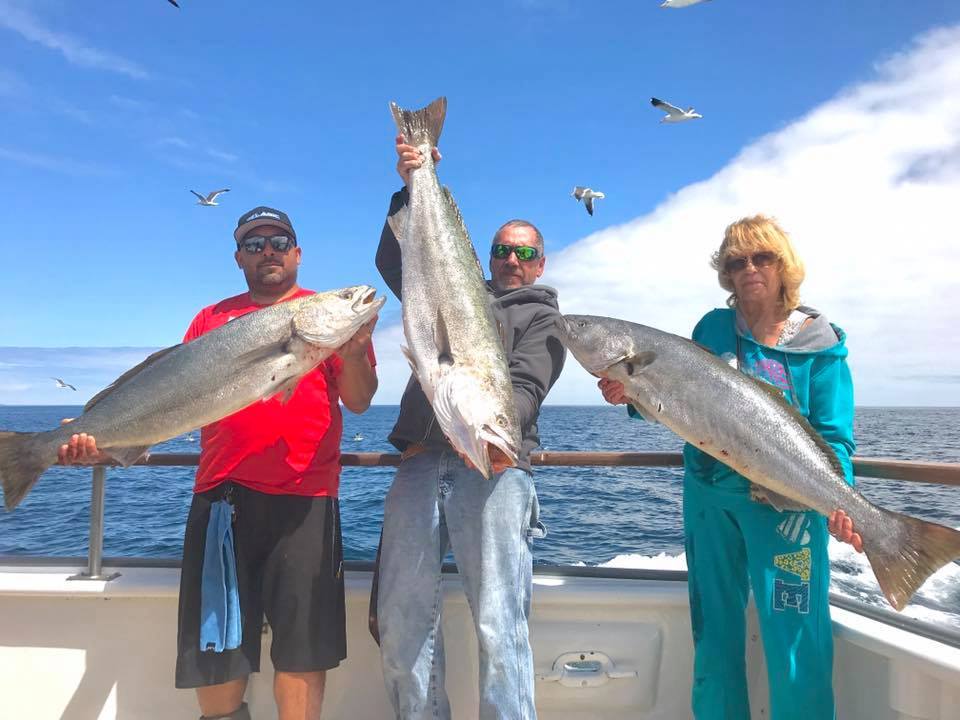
[592,535,960,629]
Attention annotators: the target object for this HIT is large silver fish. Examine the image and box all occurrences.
[387,97,520,478]
[557,313,960,611]
[0,286,385,510]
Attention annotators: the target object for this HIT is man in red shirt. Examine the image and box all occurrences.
[59,206,378,720]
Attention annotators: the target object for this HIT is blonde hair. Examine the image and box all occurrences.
[710,214,805,311]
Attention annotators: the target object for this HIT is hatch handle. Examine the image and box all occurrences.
[536,650,638,688]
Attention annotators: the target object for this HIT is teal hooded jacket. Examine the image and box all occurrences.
[631,306,856,496]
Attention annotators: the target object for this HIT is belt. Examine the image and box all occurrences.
[400,443,428,461]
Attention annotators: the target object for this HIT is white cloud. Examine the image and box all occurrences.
[368,24,960,407]
[0,2,148,80]
[0,382,30,394]
[370,322,411,404]
[0,348,160,405]
[0,146,111,176]
[109,94,148,111]
[157,136,191,149]
[541,23,960,406]
[206,148,239,163]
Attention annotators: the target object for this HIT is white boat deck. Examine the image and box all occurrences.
[1,562,958,719]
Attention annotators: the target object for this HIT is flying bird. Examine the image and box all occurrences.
[191,188,230,206]
[571,186,605,216]
[52,378,77,391]
[651,97,702,123]
[167,0,180,7]
[660,0,711,7]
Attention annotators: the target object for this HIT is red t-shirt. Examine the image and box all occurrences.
[183,288,376,497]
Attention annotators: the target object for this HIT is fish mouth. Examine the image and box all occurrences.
[352,287,384,314]
[481,423,519,465]
[460,424,518,479]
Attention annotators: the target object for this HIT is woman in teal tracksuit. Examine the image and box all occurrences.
[600,215,860,720]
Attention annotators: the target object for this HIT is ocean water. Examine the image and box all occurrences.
[1,405,959,630]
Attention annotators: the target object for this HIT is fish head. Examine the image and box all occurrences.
[556,314,651,376]
[433,368,520,479]
[294,286,385,347]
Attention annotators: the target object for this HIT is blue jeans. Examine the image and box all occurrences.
[377,449,542,720]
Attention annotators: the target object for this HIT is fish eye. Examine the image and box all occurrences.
[496,414,507,427]
[576,320,586,328]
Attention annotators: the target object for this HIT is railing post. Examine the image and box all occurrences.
[67,465,120,582]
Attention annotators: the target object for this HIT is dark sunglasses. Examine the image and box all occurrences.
[491,243,540,262]
[238,235,297,254]
[724,251,778,274]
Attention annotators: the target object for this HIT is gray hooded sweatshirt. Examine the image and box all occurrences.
[376,189,566,473]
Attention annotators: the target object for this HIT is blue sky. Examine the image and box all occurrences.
[2,0,959,405]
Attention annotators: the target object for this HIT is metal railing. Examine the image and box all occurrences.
[4,452,958,648]
[63,451,960,581]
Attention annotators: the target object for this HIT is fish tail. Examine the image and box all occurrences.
[390,97,447,148]
[864,507,960,611]
[0,431,51,511]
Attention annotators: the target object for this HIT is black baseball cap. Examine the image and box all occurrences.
[234,206,297,242]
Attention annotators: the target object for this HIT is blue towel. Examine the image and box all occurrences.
[199,500,242,652]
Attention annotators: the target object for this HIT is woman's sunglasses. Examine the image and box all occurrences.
[490,243,540,262]
[239,235,297,254]
[724,251,778,274]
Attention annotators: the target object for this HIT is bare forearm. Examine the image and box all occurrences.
[339,358,378,414]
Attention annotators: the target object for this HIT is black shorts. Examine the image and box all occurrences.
[175,483,346,688]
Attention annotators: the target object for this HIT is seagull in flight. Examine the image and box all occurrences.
[571,186,605,216]
[191,188,230,206]
[167,0,180,7]
[52,377,77,391]
[660,0,711,7]
[651,97,702,123]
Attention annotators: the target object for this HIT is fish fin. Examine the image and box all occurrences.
[84,345,183,413]
[431,370,457,447]
[439,186,473,247]
[232,337,288,367]
[742,372,846,477]
[621,352,656,376]
[386,204,409,245]
[105,445,150,467]
[390,97,447,148]
[0,431,50,511]
[290,311,342,347]
[628,400,660,424]
[434,312,454,366]
[749,483,810,512]
[399,345,418,375]
[864,507,960,611]
[273,374,303,404]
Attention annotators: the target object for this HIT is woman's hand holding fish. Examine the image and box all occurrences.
[598,378,628,405]
[395,133,442,187]
[828,509,864,553]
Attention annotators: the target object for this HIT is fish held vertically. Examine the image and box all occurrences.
[556,313,960,611]
[0,286,385,511]
[387,97,520,478]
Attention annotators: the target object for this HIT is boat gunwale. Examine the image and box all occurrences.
[4,453,959,652]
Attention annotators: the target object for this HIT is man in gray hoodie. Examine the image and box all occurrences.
[373,136,565,720]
